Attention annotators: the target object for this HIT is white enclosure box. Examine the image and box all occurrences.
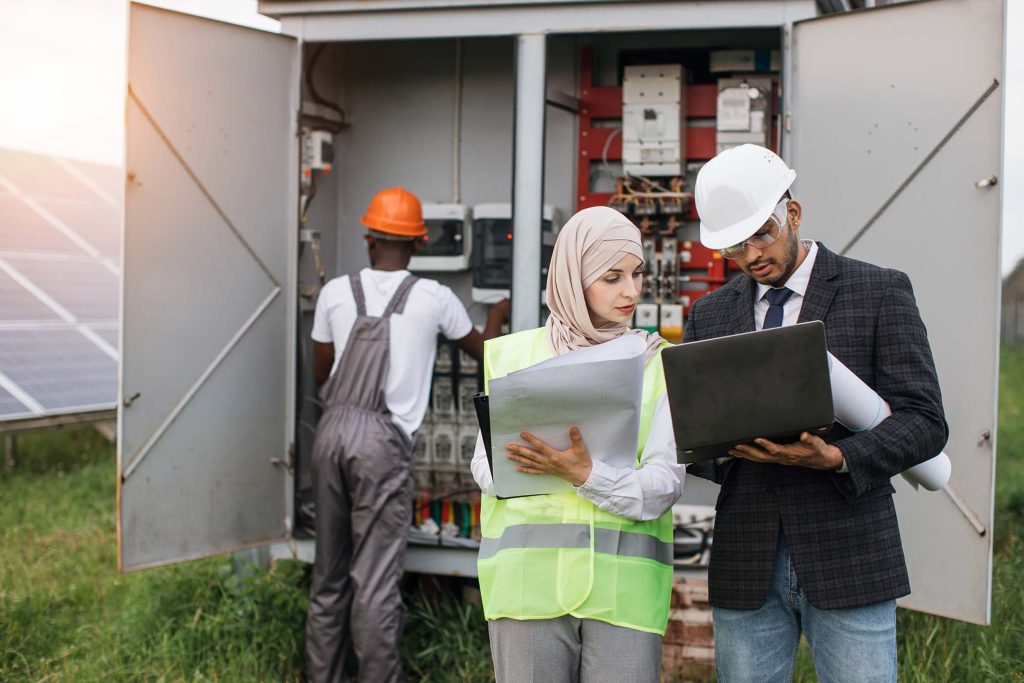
[716,76,774,153]
[120,0,1005,625]
[633,303,659,333]
[413,429,432,470]
[409,203,472,272]
[301,130,334,174]
[709,49,781,74]
[457,376,480,418]
[431,421,459,473]
[457,422,478,471]
[622,64,685,176]
[470,203,560,304]
[431,376,456,420]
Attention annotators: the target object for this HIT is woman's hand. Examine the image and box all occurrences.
[506,427,593,487]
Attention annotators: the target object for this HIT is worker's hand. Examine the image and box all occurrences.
[488,298,511,325]
[506,427,593,487]
[729,432,845,471]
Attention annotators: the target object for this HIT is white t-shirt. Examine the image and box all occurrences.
[311,268,473,437]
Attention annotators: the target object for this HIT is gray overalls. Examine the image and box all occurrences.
[306,272,419,683]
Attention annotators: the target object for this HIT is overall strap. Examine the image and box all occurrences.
[381,275,420,318]
[348,272,367,317]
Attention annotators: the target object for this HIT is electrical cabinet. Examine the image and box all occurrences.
[121,0,1003,624]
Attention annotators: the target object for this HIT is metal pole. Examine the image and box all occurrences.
[511,33,546,332]
[4,435,15,471]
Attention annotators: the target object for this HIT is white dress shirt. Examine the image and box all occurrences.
[754,240,818,330]
[753,240,847,473]
[470,393,684,522]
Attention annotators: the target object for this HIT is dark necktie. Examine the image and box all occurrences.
[763,287,794,329]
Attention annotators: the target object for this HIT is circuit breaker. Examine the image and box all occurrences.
[622,65,686,177]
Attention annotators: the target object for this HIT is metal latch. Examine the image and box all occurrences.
[271,443,295,474]
[975,175,998,188]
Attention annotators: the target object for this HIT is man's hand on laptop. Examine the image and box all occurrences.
[729,432,845,471]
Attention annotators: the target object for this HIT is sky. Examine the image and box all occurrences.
[0,0,1019,273]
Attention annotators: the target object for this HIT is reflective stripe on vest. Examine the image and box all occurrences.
[478,327,674,635]
[478,523,674,566]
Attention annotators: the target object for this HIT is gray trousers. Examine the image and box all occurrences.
[488,616,663,683]
[306,273,418,683]
[305,407,414,683]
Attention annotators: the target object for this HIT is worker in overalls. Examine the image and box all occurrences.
[305,187,509,683]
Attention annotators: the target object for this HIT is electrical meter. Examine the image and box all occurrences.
[716,77,774,153]
[409,203,472,272]
[470,203,562,304]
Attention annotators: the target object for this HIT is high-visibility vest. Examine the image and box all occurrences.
[477,327,674,635]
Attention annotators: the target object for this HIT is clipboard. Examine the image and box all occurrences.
[472,391,543,500]
[472,392,492,475]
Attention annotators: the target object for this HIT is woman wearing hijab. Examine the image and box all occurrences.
[470,206,684,682]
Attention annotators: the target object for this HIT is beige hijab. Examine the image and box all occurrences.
[545,206,665,362]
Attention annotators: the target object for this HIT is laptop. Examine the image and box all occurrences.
[661,321,834,464]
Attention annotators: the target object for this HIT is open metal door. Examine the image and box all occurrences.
[119,4,298,572]
[788,0,1004,624]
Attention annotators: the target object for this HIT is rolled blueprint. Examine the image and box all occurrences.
[827,352,951,491]
[901,452,952,492]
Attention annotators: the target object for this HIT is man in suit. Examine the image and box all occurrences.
[685,144,947,682]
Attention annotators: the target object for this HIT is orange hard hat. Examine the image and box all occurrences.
[361,187,427,238]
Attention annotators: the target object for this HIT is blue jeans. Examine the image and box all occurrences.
[712,533,897,683]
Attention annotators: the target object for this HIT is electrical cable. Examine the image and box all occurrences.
[600,128,688,196]
[306,45,348,126]
[600,127,622,179]
[300,169,319,225]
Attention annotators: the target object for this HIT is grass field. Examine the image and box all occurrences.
[2,346,1023,681]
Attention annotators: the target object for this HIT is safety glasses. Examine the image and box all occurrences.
[719,200,789,260]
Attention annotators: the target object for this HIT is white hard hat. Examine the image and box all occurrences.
[695,144,797,250]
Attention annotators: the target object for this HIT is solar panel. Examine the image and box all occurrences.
[0,148,120,423]
[0,384,33,419]
[5,257,118,321]
[0,269,61,321]
[0,149,99,202]
[0,329,116,412]
[34,199,121,257]
[0,195,84,253]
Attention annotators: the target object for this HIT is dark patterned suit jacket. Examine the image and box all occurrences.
[685,243,947,610]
